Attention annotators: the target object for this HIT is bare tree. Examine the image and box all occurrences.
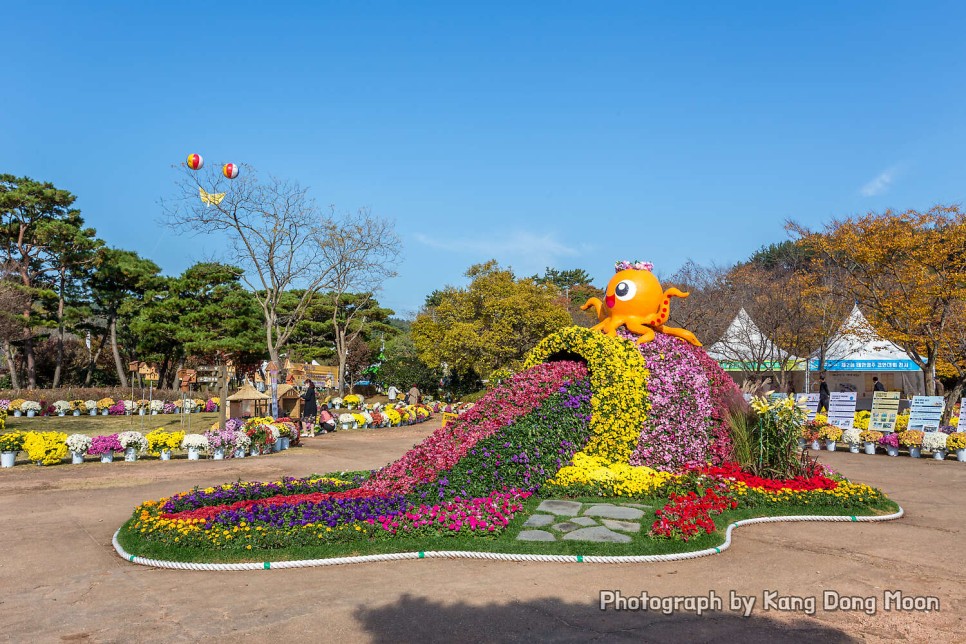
[165,164,341,365]
[315,208,401,394]
[665,260,738,345]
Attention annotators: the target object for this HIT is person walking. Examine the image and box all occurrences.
[818,375,830,413]
[387,384,399,402]
[407,384,420,405]
[301,379,318,436]
[872,376,885,393]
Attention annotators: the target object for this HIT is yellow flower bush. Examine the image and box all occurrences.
[384,408,401,425]
[146,429,185,453]
[545,453,672,497]
[894,412,910,432]
[96,397,114,411]
[23,431,68,465]
[858,429,882,443]
[351,413,367,426]
[8,399,25,412]
[818,425,842,441]
[947,433,966,450]
[525,326,649,462]
[852,410,872,430]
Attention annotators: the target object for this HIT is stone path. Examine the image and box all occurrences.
[517,500,652,543]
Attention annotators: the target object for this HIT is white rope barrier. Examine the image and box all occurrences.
[113,506,903,571]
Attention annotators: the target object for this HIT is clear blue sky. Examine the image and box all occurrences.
[4,2,966,316]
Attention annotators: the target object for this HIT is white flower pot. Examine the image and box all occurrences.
[72,410,80,416]
[1,451,16,468]
[89,409,96,416]
[101,410,108,416]
[849,444,860,453]
[151,410,158,415]
[797,438,805,449]
[250,446,260,456]
[340,422,352,431]
[909,447,921,458]
[184,407,191,414]
[159,449,172,461]
[274,438,283,452]
[933,449,946,460]
[13,410,21,417]
[212,447,225,460]
[71,451,84,464]
[233,447,246,459]
[825,440,836,451]
[124,447,138,462]
[864,442,876,455]
[26,410,35,418]
[139,409,145,416]
[886,446,899,457]
[187,447,200,460]
[957,448,966,462]
[100,452,114,463]
[810,440,821,450]
[58,412,65,417]
[280,437,290,450]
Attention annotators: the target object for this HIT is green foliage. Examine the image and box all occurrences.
[412,260,571,379]
[280,290,396,364]
[746,397,808,479]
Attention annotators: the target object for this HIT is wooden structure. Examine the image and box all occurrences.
[226,383,270,418]
[275,384,303,419]
[281,359,339,391]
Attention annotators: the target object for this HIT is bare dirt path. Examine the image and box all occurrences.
[1,428,963,643]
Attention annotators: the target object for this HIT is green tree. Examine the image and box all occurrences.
[412,260,571,379]
[0,175,100,388]
[88,249,161,387]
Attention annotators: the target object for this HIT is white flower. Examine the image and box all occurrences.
[20,401,41,412]
[84,400,97,410]
[181,434,209,450]
[66,434,92,453]
[53,400,71,413]
[922,432,947,451]
[361,411,374,424]
[842,428,862,446]
[330,397,343,407]
[265,424,280,441]
[118,431,147,452]
[234,433,252,450]
[338,413,355,424]
[149,400,164,411]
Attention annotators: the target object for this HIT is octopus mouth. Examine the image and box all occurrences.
[605,295,616,308]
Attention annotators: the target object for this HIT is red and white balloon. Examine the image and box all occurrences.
[222,163,239,179]
[186,153,204,170]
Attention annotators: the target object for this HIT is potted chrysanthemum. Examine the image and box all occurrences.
[818,425,842,451]
[923,431,948,460]
[842,428,862,453]
[0,431,26,467]
[181,434,209,460]
[65,434,92,464]
[898,430,924,458]
[859,430,882,455]
[89,434,122,462]
[948,432,966,462]
[878,432,900,457]
[118,431,147,461]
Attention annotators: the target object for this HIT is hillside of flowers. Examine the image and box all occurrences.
[118,328,896,561]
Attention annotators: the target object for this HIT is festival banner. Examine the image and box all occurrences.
[828,392,857,429]
[870,391,900,432]
[908,396,945,432]
[959,397,966,431]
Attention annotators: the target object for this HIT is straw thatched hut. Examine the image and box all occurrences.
[227,383,270,418]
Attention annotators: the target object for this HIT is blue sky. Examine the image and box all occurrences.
[4,2,966,316]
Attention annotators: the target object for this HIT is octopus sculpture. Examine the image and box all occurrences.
[581,262,702,346]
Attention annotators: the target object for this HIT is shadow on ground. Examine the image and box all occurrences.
[354,593,857,643]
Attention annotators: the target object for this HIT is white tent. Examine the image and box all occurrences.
[810,305,924,396]
[707,308,803,373]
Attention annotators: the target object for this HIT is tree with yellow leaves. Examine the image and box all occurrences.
[411,260,571,380]
[789,206,966,405]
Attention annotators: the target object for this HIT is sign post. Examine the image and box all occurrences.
[870,391,901,432]
[267,361,279,419]
[908,396,945,432]
[958,398,966,431]
[828,392,858,429]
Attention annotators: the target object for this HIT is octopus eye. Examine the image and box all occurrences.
[614,280,637,301]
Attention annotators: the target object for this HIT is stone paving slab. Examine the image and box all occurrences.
[602,518,641,533]
[562,526,632,543]
[517,529,556,541]
[583,504,645,520]
[535,500,583,516]
[523,514,555,528]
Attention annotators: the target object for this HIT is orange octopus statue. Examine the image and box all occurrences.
[581,260,702,346]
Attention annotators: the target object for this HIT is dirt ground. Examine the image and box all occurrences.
[1,423,963,643]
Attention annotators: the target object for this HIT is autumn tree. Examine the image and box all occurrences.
[411,260,571,379]
[789,206,966,398]
[532,266,601,327]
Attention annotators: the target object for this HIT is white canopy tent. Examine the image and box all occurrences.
[809,305,924,398]
[707,308,803,389]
